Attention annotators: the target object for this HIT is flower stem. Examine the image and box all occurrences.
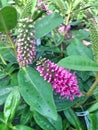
[6,32,17,55]
[86,72,98,96]
[86,80,98,96]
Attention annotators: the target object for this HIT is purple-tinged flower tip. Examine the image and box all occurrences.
[46,10,53,15]
[36,58,82,101]
[65,25,71,33]
[58,25,66,34]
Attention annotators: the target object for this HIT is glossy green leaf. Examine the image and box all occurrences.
[0,6,17,32]
[18,67,57,120]
[20,108,32,125]
[35,13,63,38]
[0,85,12,105]
[54,95,87,111]
[72,29,90,40]
[88,102,98,113]
[0,123,9,130]
[87,111,98,130]
[15,125,34,130]
[0,42,16,62]
[64,108,82,130]
[67,38,93,59]
[33,111,62,130]
[4,87,20,123]
[58,56,98,71]
[0,76,12,105]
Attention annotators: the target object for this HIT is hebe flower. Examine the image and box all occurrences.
[17,17,36,67]
[37,58,82,101]
[37,0,52,15]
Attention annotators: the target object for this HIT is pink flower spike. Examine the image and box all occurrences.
[36,58,82,101]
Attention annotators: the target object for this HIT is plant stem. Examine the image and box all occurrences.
[65,2,72,26]
[87,79,98,96]
[0,54,7,65]
[6,32,17,55]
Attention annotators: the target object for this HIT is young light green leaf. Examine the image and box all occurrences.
[64,108,82,130]
[4,87,20,123]
[35,13,63,38]
[58,56,98,71]
[15,125,34,130]
[88,102,98,113]
[87,111,98,130]
[33,111,62,130]
[0,123,9,130]
[0,6,17,32]
[1,0,7,7]
[18,67,57,120]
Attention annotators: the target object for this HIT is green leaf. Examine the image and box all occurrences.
[0,123,9,130]
[0,85,12,105]
[15,125,34,130]
[87,111,98,130]
[64,108,82,130]
[4,87,20,123]
[18,67,57,120]
[20,108,32,125]
[1,0,7,7]
[88,102,98,113]
[58,56,98,71]
[67,38,93,59]
[33,111,62,130]
[71,29,90,40]
[35,13,63,38]
[0,42,16,62]
[54,95,87,111]
[0,76,12,105]
[0,112,5,123]
[0,6,17,32]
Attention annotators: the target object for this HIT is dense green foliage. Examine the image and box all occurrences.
[0,0,98,130]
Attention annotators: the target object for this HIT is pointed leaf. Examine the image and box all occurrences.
[64,108,82,130]
[58,56,98,71]
[4,87,20,123]
[33,111,62,130]
[18,67,57,120]
[35,13,63,38]
[88,102,98,113]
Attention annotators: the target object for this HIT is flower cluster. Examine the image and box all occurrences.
[58,25,71,35]
[37,0,52,15]
[36,58,82,101]
[17,17,36,67]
